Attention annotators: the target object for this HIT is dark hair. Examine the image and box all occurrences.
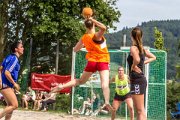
[84,19,93,29]
[10,40,22,53]
[131,27,144,54]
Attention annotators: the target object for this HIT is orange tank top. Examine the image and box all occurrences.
[81,33,110,63]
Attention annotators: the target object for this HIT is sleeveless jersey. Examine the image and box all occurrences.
[127,48,146,84]
[81,33,110,63]
[115,74,130,96]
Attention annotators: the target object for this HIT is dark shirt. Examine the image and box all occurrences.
[127,51,146,84]
[127,53,145,72]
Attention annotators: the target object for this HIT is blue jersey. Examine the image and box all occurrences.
[1,54,20,88]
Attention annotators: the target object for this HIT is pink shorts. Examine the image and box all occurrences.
[84,61,109,72]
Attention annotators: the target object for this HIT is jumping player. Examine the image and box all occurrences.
[51,17,113,111]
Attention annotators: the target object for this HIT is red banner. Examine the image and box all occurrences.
[31,73,71,93]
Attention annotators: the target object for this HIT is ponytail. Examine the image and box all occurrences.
[131,27,144,54]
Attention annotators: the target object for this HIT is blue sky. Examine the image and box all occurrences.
[110,0,180,32]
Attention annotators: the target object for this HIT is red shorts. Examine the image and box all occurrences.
[84,61,109,72]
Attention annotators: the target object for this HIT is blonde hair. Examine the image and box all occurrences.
[131,27,144,54]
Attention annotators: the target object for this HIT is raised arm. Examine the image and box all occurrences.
[90,18,106,40]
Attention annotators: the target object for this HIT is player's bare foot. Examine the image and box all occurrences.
[50,84,63,93]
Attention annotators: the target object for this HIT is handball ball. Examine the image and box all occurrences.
[82,7,93,18]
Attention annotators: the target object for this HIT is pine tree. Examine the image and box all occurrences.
[154,27,166,51]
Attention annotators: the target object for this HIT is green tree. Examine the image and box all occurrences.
[154,27,167,51]
[0,0,32,58]
[0,0,120,91]
[175,39,180,80]
[167,81,180,119]
[27,0,121,74]
[0,0,9,62]
[176,64,180,80]
[0,0,34,91]
[178,40,180,57]
[106,20,180,79]
[0,0,120,74]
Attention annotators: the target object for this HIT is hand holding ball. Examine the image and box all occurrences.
[82,7,93,19]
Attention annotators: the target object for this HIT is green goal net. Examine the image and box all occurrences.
[71,47,166,120]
